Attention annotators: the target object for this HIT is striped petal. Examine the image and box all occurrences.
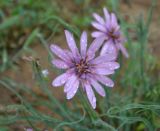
[95,62,120,70]
[50,44,69,62]
[87,37,105,60]
[90,54,116,64]
[111,13,118,26]
[93,13,105,25]
[64,30,80,57]
[80,31,87,58]
[66,79,79,100]
[93,68,115,75]
[100,41,118,57]
[96,75,114,87]
[90,79,105,97]
[91,31,105,38]
[64,75,77,93]
[63,50,75,64]
[52,72,70,87]
[103,8,110,21]
[91,22,106,32]
[84,82,96,109]
[52,59,69,69]
[117,43,129,58]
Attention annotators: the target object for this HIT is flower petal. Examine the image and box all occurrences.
[80,31,87,58]
[50,44,69,61]
[64,30,80,57]
[103,8,110,21]
[91,31,105,38]
[91,22,106,32]
[64,75,77,93]
[87,37,105,60]
[63,50,75,63]
[93,68,115,75]
[90,54,116,64]
[111,13,118,26]
[52,72,70,87]
[95,62,120,70]
[66,79,79,100]
[90,79,105,97]
[100,41,118,57]
[117,43,129,58]
[84,82,96,109]
[52,59,69,69]
[93,13,105,25]
[95,75,114,87]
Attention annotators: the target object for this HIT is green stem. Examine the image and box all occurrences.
[79,89,98,122]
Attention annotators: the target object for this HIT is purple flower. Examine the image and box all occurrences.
[91,8,129,58]
[50,30,119,109]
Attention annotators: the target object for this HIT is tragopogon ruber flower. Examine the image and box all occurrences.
[50,30,119,109]
[92,8,129,58]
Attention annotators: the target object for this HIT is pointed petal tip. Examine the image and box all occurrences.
[81,31,87,40]
[91,98,96,109]
[64,29,69,33]
[115,63,120,69]
[107,79,114,87]
[66,89,78,100]
[103,7,108,11]
[52,73,69,87]
[102,93,106,97]
[103,7,108,14]
[66,95,72,100]
[109,82,114,88]
[64,30,73,36]
[50,44,60,53]
[50,44,56,49]
[52,78,64,87]
[91,21,95,26]
[82,31,87,35]
[92,13,96,17]
[103,7,110,21]
[52,80,59,87]
[118,43,129,58]
[64,30,72,38]
[93,105,96,109]
[125,53,129,58]
[117,63,120,68]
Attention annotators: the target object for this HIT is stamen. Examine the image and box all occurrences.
[75,58,90,77]
[108,28,119,40]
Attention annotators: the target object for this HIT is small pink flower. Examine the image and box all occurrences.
[92,8,129,58]
[50,30,119,109]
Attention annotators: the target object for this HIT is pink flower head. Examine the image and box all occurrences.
[91,8,129,58]
[50,30,119,109]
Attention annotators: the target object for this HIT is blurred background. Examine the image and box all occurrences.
[0,0,160,130]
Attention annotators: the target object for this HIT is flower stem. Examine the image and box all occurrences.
[79,89,98,122]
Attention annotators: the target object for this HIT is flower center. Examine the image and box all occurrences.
[75,59,90,76]
[108,28,119,40]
